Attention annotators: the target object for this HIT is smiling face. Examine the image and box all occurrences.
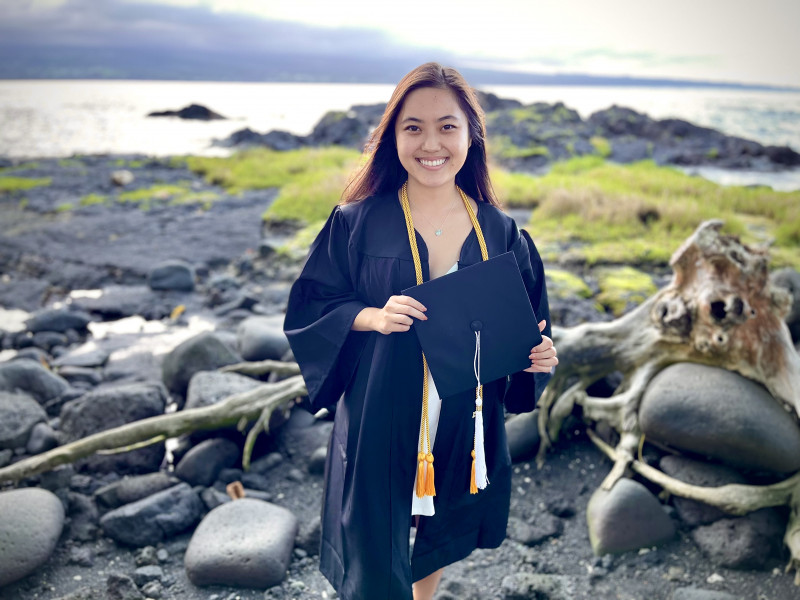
[394,86,471,193]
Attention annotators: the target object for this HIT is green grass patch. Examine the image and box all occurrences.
[545,269,593,300]
[118,184,190,204]
[596,266,657,316]
[490,169,543,208]
[490,135,550,160]
[186,147,359,194]
[80,193,108,207]
[264,168,352,225]
[590,136,612,158]
[0,176,51,192]
[520,158,800,268]
[58,158,85,168]
[276,220,327,259]
[55,202,73,213]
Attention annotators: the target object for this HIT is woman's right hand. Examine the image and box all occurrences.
[353,296,427,334]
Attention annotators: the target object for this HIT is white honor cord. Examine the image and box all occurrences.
[473,330,488,489]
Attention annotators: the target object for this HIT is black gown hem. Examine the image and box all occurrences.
[410,524,502,582]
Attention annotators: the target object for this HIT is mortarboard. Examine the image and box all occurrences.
[402,251,542,399]
[398,181,542,500]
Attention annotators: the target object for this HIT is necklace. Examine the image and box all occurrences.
[410,189,459,237]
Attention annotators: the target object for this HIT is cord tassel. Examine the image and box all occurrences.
[473,388,488,490]
[416,452,426,498]
[470,450,478,494]
[425,453,436,496]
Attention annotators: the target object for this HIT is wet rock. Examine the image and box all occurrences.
[100,483,204,547]
[26,308,91,333]
[659,455,747,526]
[162,332,240,396]
[236,315,290,361]
[94,471,182,509]
[26,421,59,454]
[106,572,144,600]
[0,391,47,449]
[771,267,800,342]
[184,498,299,588]
[0,359,71,405]
[505,410,540,462]
[174,438,241,486]
[587,477,675,555]
[148,259,195,292]
[59,382,167,474]
[691,508,784,569]
[0,488,65,587]
[671,587,740,600]
[184,370,262,411]
[500,572,569,600]
[640,363,800,473]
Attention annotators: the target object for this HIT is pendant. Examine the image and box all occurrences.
[435,230,442,236]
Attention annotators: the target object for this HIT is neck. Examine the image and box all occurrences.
[406,179,460,210]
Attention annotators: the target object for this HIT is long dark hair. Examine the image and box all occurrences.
[342,62,499,206]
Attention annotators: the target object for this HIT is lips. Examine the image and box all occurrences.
[417,157,448,168]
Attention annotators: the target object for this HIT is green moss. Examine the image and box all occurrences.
[79,193,108,206]
[590,136,612,158]
[490,169,543,208]
[596,266,657,316]
[55,202,73,213]
[118,184,189,204]
[706,147,719,160]
[0,176,51,192]
[58,158,85,168]
[264,168,350,225]
[545,269,593,300]
[509,106,544,124]
[489,135,549,160]
[114,158,146,168]
[169,191,220,207]
[186,147,359,194]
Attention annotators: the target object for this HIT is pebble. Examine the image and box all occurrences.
[706,573,725,584]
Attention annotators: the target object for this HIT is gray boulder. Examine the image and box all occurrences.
[771,267,800,342]
[148,259,195,292]
[505,410,540,462]
[672,588,740,600]
[0,488,65,587]
[54,346,110,368]
[0,391,47,449]
[174,438,241,486]
[691,508,784,569]
[659,455,747,526]
[307,445,327,475]
[184,498,299,588]
[100,483,204,547]
[184,370,262,411]
[640,363,800,473]
[94,472,182,509]
[500,573,569,600]
[162,332,239,396]
[26,308,91,333]
[26,421,60,454]
[59,382,167,474]
[587,477,675,555]
[70,285,162,320]
[236,315,290,362]
[0,359,71,405]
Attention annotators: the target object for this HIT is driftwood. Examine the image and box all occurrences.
[0,373,306,486]
[536,220,800,583]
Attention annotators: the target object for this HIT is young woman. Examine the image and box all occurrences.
[284,62,558,600]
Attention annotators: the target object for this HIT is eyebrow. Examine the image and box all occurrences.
[400,115,460,124]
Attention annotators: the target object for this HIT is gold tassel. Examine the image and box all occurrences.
[425,453,436,496]
[470,450,478,494]
[416,452,426,498]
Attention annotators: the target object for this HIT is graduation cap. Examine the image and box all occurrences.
[402,251,542,399]
[398,181,542,499]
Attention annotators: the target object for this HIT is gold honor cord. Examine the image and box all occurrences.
[400,181,489,497]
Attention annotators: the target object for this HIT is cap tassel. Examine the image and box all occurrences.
[416,452,426,498]
[425,453,436,496]
[471,331,489,494]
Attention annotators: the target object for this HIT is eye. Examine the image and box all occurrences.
[404,125,420,132]
[442,124,456,131]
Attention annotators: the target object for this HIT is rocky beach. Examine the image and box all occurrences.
[2,96,800,600]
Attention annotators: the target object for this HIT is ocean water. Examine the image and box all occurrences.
[1,79,799,189]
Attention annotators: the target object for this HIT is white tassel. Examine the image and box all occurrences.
[474,390,488,490]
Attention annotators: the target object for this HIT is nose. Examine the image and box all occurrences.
[420,130,441,152]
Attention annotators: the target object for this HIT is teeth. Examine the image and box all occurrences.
[419,158,446,167]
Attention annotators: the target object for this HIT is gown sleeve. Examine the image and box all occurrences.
[503,225,553,414]
[283,206,370,413]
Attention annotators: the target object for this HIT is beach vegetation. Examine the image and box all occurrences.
[79,193,108,206]
[491,169,542,208]
[264,167,352,225]
[590,136,612,158]
[57,158,85,168]
[118,184,189,205]
[490,136,550,160]
[55,202,73,213]
[545,268,594,300]
[596,266,658,316]
[0,176,52,193]
[276,220,328,259]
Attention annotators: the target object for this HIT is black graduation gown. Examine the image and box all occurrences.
[283,190,552,600]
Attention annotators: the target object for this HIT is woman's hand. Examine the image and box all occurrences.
[524,319,558,373]
[352,296,427,335]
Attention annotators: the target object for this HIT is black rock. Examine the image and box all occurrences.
[106,572,144,600]
[94,472,182,509]
[26,308,91,333]
[147,103,225,120]
[174,438,241,487]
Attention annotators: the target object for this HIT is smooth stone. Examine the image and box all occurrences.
[94,472,182,509]
[184,498,299,589]
[162,332,239,396]
[0,360,71,405]
[174,438,241,486]
[236,315,290,361]
[59,382,167,474]
[0,488,65,587]
[32,331,69,351]
[26,308,91,333]
[53,345,110,368]
[640,363,800,473]
[587,477,675,555]
[26,421,60,454]
[184,370,262,411]
[690,509,784,569]
[148,259,195,292]
[307,445,327,475]
[659,455,747,526]
[505,410,540,462]
[672,587,740,600]
[0,391,47,449]
[57,365,103,387]
[100,483,204,547]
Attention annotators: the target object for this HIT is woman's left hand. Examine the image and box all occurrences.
[524,320,558,373]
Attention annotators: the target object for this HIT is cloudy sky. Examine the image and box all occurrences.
[2,0,798,87]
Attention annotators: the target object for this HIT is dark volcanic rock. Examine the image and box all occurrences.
[95,472,182,509]
[0,391,47,449]
[147,259,195,292]
[309,110,369,148]
[0,359,71,406]
[174,437,241,486]
[161,332,240,396]
[691,508,785,569]
[147,103,225,120]
[26,308,91,333]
